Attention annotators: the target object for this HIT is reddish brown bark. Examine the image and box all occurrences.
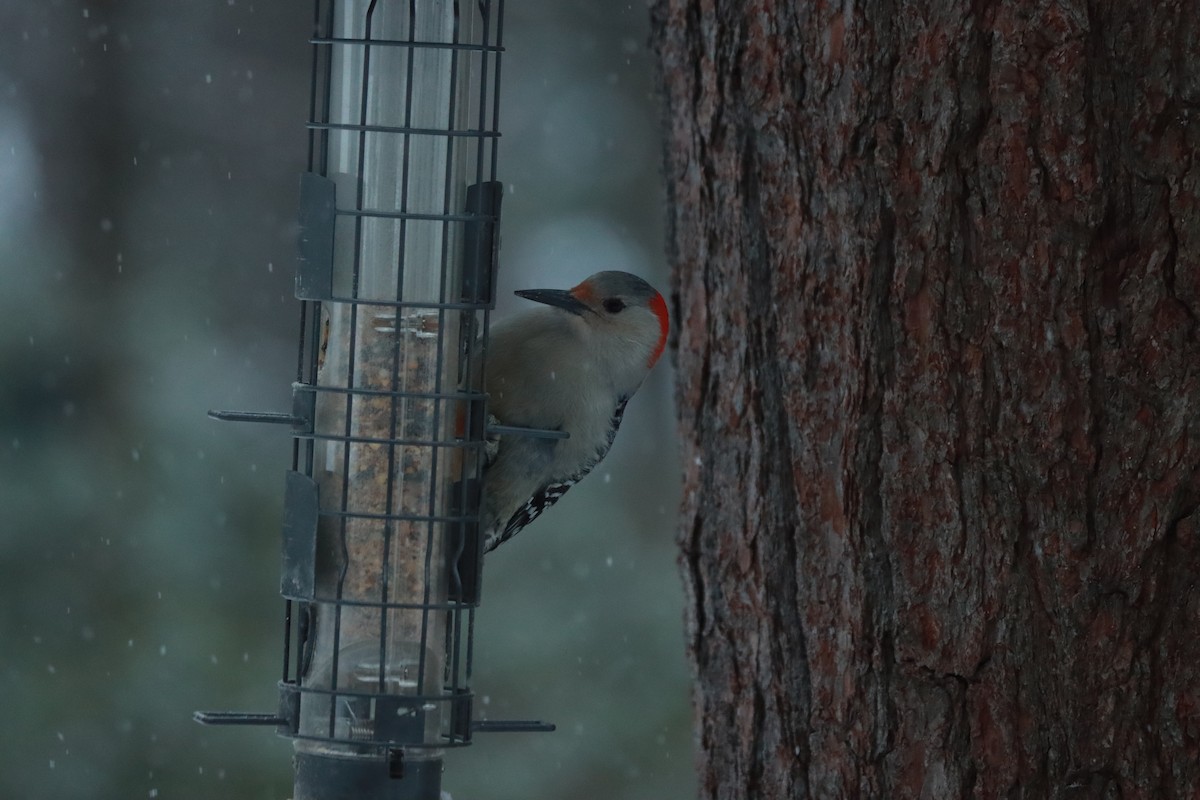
[653,1,1200,797]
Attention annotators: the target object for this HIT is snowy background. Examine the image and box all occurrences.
[0,1,693,798]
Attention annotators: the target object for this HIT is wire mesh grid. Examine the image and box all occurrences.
[280,0,504,756]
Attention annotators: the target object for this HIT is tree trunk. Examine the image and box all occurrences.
[652,1,1200,797]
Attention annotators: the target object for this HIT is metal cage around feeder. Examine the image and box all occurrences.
[196,1,554,798]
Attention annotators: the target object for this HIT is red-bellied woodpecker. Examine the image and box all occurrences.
[481,270,670,552]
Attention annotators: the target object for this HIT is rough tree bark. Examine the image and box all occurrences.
[652,1,1200,797]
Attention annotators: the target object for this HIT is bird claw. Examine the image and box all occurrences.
[484,413,502,466]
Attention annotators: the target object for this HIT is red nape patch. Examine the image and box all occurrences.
[648,291,669,368]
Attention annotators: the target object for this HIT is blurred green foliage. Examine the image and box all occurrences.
[0,1,691,798]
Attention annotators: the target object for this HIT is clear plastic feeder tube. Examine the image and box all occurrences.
[297,0,491,767]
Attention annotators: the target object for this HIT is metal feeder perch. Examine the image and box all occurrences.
[196,2,556,797]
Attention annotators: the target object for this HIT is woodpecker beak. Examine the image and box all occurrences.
[514,288,590,316]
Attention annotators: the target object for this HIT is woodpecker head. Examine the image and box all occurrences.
[514,270,670,380]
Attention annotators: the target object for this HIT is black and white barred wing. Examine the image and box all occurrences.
[485,478,580,553]
[483,397,630,554]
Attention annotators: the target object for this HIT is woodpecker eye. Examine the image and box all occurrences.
[602,298,626,314]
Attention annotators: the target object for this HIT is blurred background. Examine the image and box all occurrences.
[0,2,692,799]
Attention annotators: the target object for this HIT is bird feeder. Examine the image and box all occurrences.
[197,1,553,797]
